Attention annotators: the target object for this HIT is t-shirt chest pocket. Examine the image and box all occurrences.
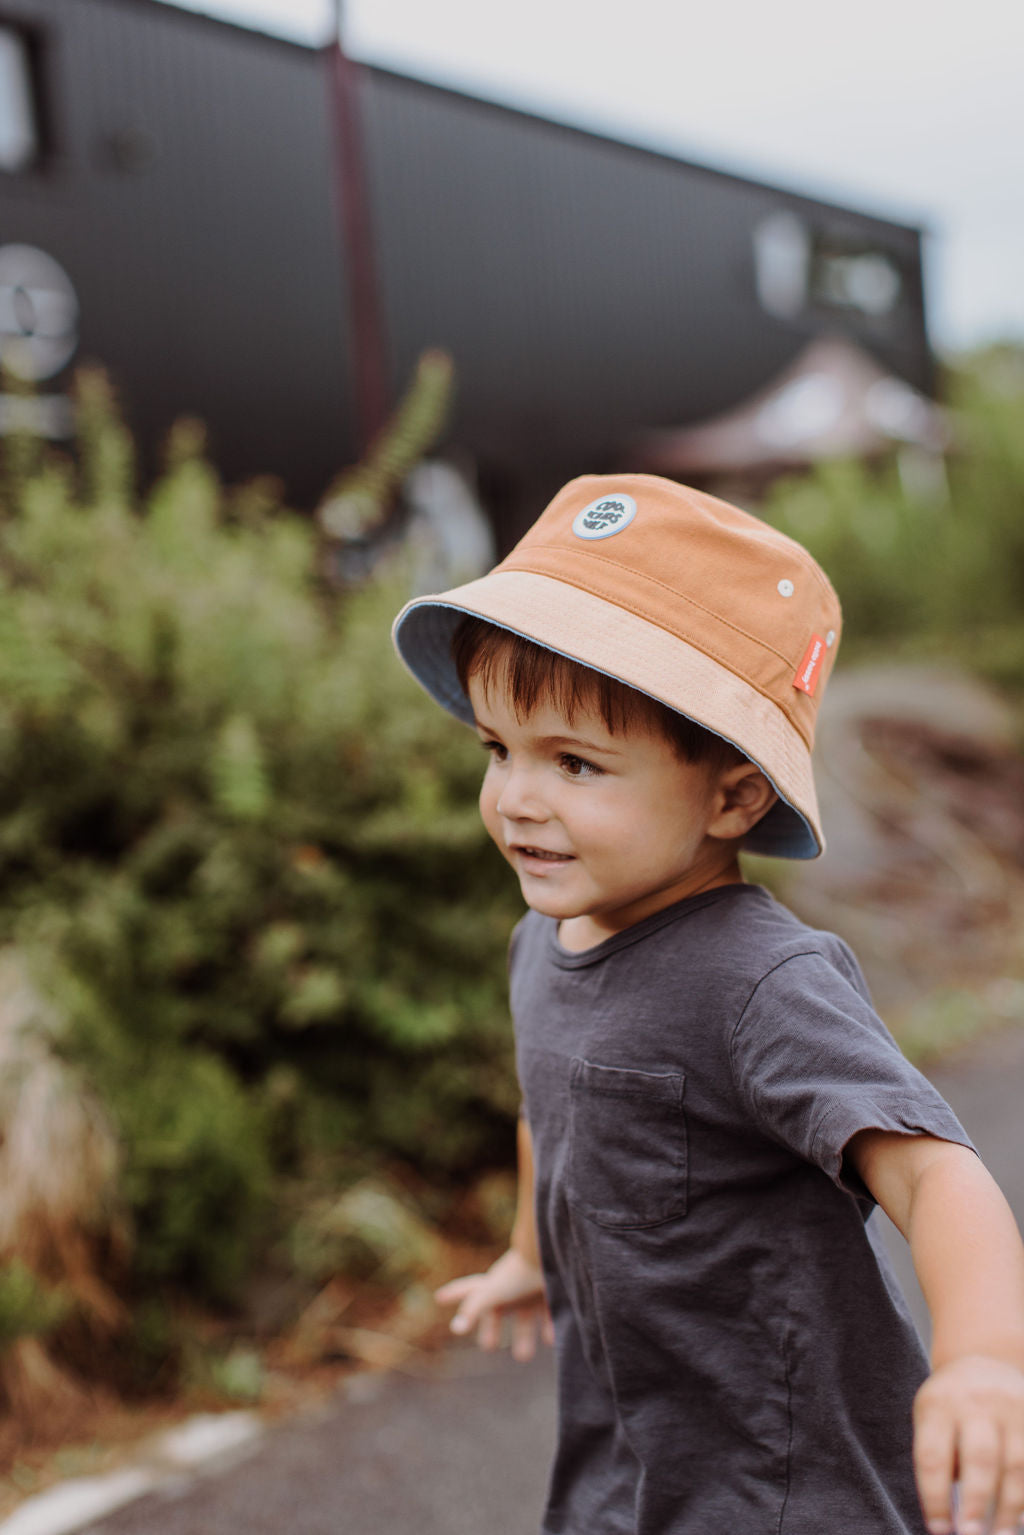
[567,1058,688,1229]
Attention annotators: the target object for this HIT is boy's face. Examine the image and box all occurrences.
[468,669,750,951]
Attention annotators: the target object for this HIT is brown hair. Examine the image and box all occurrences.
[451,615,744,770]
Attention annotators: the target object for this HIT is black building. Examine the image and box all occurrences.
[0,0,932,528]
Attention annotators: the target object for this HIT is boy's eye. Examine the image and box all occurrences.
[480,739,508,763]
[560,753,601,779]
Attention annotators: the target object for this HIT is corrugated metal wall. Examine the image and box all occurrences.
[1,0,353,501]
[359,66,928,496]
[0,0,930,517]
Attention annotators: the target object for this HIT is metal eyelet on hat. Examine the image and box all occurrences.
[777,579,795,598]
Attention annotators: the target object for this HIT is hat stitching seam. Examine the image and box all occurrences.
[409,591,817,752]
[500,547,826,671]
[490,566,819,743]
[555,623,815,751]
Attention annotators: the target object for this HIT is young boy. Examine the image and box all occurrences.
[391,474,1024,1535]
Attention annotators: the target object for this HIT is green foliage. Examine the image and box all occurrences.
[288,1178,442,1290]
[893,977,1024,1064]
[763,347,1024,690]
[0,369,521,1317]
[184,1341,266,1403]
[14,348,1014,1352]
[113,1051,271,1299]
[0,1262,70,1348]
[319,348,455,539]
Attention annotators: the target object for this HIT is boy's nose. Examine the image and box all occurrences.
[495,764,547,822]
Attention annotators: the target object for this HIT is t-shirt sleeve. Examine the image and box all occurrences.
[729,947,973,1194]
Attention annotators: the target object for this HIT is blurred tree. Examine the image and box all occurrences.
[0,360,521,1411]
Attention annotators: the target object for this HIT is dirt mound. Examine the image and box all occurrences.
[781,665,1024,1013]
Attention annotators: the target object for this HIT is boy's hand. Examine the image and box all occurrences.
[848,1132,1024,1534]
[435,1247,554,1362]
[914,1354,1024,1535]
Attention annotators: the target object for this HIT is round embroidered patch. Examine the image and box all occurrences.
[571,493,638,540]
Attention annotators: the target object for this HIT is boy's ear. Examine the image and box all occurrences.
[708,762,778,841]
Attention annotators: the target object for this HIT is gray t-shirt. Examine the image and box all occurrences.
[509,883,972,1535]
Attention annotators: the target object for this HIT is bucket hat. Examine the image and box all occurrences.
[392,473,841,858]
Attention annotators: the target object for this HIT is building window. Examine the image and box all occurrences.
[753,213,810,320]
[0,25,39,174]
[755,212,903,322]
[810,245,902,317]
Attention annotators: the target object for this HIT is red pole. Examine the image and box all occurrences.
[327,4,390,453]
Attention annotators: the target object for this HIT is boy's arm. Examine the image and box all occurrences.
[509,1112,542,1268]
[435,1116,553,1360]
[850,1129,1024,1535]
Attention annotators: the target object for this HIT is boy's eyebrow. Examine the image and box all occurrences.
[471,718,624,757]
[538,733,625,756]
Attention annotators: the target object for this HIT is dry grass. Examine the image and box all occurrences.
[0,951,127,1438]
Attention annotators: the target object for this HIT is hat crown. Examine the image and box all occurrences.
[498,474,840,750]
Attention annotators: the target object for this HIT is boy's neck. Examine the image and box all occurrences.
[556,860,746,954]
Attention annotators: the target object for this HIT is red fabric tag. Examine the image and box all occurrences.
[793,634,826,696]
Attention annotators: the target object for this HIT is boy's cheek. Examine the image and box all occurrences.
[478,785,505,852]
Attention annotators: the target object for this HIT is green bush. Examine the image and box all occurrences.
[7,347,1018,1336]
[0,371,521,1308]
[763,347,1024,690]
[0,1262,70,1349]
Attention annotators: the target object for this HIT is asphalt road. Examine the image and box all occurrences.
[81,1027,1024,1535]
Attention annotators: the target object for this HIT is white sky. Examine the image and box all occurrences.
[156,0,1024,352]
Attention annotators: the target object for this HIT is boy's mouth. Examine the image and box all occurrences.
[511,844,573,863]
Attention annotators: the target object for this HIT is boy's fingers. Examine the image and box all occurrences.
[510,1309,537,1363]
[477,1308,502,1352]
[990,1425,1024,1534]
[435,1274,484,1306]
[436,1277,493,1335]
[437,1280,495,1339]
[435,1269,551,1355]
[913,1405,957,1532]
[955,1417,1002,1534]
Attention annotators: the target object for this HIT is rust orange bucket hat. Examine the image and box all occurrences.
[392,473,841,858]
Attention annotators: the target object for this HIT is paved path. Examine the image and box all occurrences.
[78,1027,1024,1535]
[80,1350,556,1535]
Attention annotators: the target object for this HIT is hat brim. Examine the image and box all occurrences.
[393,570,824,859]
